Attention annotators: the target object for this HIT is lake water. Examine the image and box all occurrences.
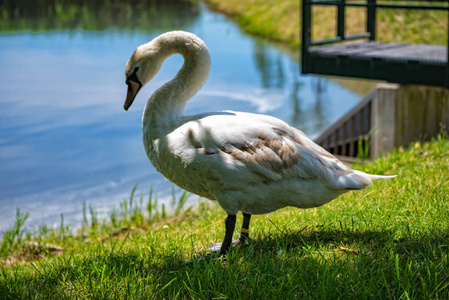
[0,1,361,231]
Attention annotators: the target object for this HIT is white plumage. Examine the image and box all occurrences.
[123,31,395,256]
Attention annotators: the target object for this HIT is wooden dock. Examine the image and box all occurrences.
[307,42,448,88]
[302,0,449,88]
[303,0,449,158]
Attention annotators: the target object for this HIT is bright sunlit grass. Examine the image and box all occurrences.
[202,0,448,48]
[1,135,448,298]
[203,0,301,47]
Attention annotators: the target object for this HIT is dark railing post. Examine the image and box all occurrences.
[367,0,376,41]
[301,0,312,74]
[446,8,449,88]
[337,0,346,40]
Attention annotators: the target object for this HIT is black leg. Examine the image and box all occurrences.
[185,213,251,264]
[239,212,251,242]
[220,215,236,254]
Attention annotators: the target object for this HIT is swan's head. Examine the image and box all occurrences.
[124,31,211,111]
[124,41,167,110]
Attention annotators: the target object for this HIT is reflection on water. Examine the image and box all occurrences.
[254,42,285,89]
[251,42,334,134]
[309,77,329,132]
[0,0,361,231]
[0,0,199,32]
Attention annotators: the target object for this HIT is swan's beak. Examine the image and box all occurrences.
[124,81,142,111]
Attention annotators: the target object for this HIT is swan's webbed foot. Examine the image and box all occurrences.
[205,238,249,252]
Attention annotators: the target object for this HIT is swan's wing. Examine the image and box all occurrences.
[226,111,342,163]
[172,111,371,190]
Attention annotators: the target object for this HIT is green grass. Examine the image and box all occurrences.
[202,0,448,49]
[1,135,449,299]
[202,0,300,48]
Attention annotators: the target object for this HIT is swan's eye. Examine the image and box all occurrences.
[126,66,141,85]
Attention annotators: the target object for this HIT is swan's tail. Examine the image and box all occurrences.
[334,170,396,190]
[353,170,397,181]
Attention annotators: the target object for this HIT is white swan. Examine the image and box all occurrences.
[123,31,395,256]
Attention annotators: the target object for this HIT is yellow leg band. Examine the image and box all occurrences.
[240,228,250,234]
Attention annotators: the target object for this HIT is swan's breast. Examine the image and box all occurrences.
[142,127,220,200]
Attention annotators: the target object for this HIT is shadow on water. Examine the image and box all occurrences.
[0,0,199,32]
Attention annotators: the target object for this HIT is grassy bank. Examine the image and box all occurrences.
[202,0,447,48]
[203,0,300,47]
[1,135,448,298]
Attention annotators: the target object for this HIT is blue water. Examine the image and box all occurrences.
[0,4,361,231]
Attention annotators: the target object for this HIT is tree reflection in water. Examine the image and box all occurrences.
[0,0,199,32]
[253,41,331,137]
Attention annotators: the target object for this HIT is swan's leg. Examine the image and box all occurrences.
[219,214,237,254]
[238,212,251,242]
[205,213,251,253]
[184,215,237,264]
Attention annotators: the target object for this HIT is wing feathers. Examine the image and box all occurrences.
[180,111,394,190]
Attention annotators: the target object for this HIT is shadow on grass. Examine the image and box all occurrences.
[247,227,448,258]
[2,228,447,299]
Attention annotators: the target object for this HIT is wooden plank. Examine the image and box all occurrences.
[307,51,448,87]
[310,42,447,62]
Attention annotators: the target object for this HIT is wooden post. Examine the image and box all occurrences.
[349,116,355,156]
[371,83,399,157]
[301,0,312,73]
[367,0,376,41]
[337,0,346,40]
[446,8,449,88]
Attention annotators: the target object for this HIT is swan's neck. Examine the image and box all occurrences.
[142,37,211,137]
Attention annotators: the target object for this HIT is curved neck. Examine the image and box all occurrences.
[143,35,211,136]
